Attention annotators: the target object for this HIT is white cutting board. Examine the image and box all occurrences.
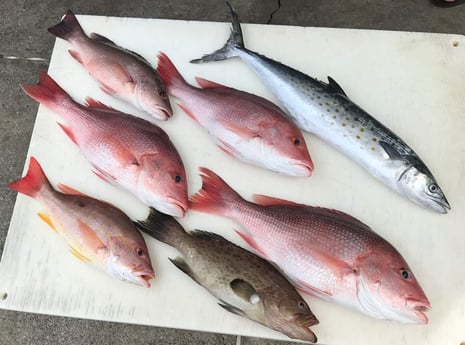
[1,14,464,345]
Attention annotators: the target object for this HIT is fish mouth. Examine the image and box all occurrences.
[132,270,155,288]
[406,299,430,324]
[164,197,188,217]
[290,160,314,177]
[152,105,172,121]
[430,197,451,214]
[291,314,319,343]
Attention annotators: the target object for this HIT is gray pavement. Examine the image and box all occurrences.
[1,0,464,344]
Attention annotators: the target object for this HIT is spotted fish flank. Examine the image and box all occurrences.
[192,2,450,214]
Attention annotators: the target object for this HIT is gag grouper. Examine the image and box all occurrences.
[192,2,450,214]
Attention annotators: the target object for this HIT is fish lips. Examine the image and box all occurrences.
[152,106,172,121]
[429,196,451,214]
[159,197,188,217]
[131,270,155,288]
[406,298,431,324]
[289,160,314,177]
[290,314,319,343]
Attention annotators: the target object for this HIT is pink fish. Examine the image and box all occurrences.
[190,168,431,323]
[9,157,155,287]
[48,10,172,120]
[157,53,313,176]
[21,72,188,217]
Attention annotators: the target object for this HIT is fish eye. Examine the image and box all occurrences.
[428,184,438,193]
[292,138,301,146]
[158,89,166,97]
[174,175,182,183]
[400,269,409,279]
[135,248,145,256]
[298,301,306,309]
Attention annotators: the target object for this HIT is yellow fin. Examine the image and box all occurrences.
[69,246,90,263]
[37,213,58,233]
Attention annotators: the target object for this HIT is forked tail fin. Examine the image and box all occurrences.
[156,52,188,94]
[189,167,243,217]
[47,10,86,41]
[190,2,245,64]
[8,157,52,198]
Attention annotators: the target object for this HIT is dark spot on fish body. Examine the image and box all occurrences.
[360,128,365,132]
[372,138,378,142]
[342,123,347,127]
[356,135,361,140]
[77,201,85,207]
[333,115,337,119]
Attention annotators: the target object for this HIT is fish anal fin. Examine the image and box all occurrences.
[84,97,117,111]
[327,76,347,97]
[253,194,302,207]
[177,103,198,122]
[77,220,107,253]
[69,246,90,262]
[169,257,200,284]
[234,229,267,258]
[37,212,58,233]
[195,77,227,89]
[230,278,261,304]
[57,123,78,145]
[68,49,83,64]
[218,300,246,317]
[57,183,87,196]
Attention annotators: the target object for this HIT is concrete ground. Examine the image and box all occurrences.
[1,0,464,344]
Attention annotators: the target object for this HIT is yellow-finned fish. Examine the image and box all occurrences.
[9,157,155,287]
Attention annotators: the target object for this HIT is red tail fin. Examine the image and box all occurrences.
[156,52,187,94]
[21,71,71,110]
[189,167,243,216]
[8,157,52,198]
[47,10,86,41]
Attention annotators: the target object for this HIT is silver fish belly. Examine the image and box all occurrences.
[192,3,450,214]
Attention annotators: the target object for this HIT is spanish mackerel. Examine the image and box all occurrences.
[192,3,450,214]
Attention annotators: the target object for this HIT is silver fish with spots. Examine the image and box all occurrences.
[192,2,450,214]
[136,208,319,343]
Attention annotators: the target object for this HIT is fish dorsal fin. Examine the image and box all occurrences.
[253,194,303,207]
[218,300,246,317]
[230,279,261,304]
[195,77,227,89]
[90,32,116,45]
[84,97,117,111]
[37,212,58,233]
[379,141,404,160]
[327,76,347,97]
[57,183,87,196]
[190,230,226,242]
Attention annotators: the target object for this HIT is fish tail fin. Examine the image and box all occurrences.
[189,167,242,216]
[8,157,52,198]
[190,2,245,64]
[156,52,188,94]
[135,207,188,247]
[21,71,71,110]
[47,10,86,41]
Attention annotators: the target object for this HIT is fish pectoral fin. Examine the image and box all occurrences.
[252,194,303,207]
[217,138,241,157]
[69,246,90,262]
[169,257,200,284]
[77,220,107,253]
[233,229,267,258]
[230,279,261,305]
[218,300,246,317]
[90,32,116,45]
[37,213,58,233]
[177,103,198,122]
[217,120,260,140]
[327,76,347,97]
[195,77,227,89]
[379,141,403,160]
[57,183,87,196]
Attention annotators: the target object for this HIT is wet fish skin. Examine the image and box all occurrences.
[21,72,188,217]
[8,157,155,287]
[48,10,172,120]
[189,167,431,324]
[191,2,450,214]
[136,208,319,343]
[156,52,313,176]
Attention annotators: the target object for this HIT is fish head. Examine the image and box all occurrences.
[137,154,188,217]
[136,78,173,120]
[397,165,450,213]
[357,251,430,323]
[258,122,314,176]
[267,297,319,342]
[106,235,155,288]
